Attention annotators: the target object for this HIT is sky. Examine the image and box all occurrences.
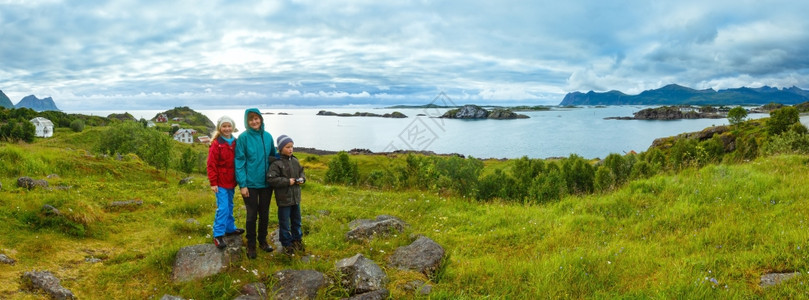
[2,0,809,111]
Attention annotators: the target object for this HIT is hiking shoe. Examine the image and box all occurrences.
[246,246,257,259]
[282,246,295,256]
[213,236,227,249]
[259,242,274,253]
[226,228,245,236]
[292,240,305,253]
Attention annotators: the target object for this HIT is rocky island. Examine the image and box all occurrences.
[440,105,529,119]
[316,111,407,118]
[605,106,725,120]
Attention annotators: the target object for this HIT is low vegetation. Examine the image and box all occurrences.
[2,105,809,298]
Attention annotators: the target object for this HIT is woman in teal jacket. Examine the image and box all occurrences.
[234,108,277,259]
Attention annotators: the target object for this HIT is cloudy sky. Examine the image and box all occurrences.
[2,0,808,110]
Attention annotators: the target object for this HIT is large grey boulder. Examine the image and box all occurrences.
[171,235,243,282]
[346,215,407,241]
[335,254,388,295]
[271,269,328,300]
[21,270,75,299]
[387,236,445,277]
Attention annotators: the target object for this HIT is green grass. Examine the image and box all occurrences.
[3,130,809,299]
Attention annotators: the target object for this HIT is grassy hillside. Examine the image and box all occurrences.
[2,129,809,298]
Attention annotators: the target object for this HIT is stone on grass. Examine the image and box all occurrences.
[346,215,407,241]
[342,289,389,300]
[0,254,15,265]
[387,235,445,277]
[171,235,243,282]
[760,272,801,288]
[335,253,388,295]
[272,269,328,300]
[21,270,75,300]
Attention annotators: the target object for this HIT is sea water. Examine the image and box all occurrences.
[70,106,777,159]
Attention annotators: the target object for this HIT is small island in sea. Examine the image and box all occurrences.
[316,110,408,118]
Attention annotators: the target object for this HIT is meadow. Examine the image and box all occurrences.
[2,124,809,299]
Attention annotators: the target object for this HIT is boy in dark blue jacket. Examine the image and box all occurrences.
[266,134,306,255]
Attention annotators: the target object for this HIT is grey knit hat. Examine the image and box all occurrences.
[277,134,294,149]
[217,115,235,130]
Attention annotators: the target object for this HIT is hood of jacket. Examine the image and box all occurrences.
[243,108,265,133]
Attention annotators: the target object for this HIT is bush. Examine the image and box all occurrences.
[561,154,594,195]
[0,118,35,143]
[70,119,85,132]
[762,130,809,155]
[767,106,799,136]
[325,152,359,185]
[96,121,173,171]
[594,166,615,193]
[528,165,567,203]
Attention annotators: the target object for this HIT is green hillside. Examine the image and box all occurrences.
[2,113,809,298]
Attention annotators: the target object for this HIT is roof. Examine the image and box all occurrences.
[29,117,54,126]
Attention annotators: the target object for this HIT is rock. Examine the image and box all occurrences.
[487,108,529,119]
[400,280,433,295]
[160,295,185,300]
[107,200,143,212]
[0,254,15,265]
[335,254,388,294]
[341,289,389,300]
[41,204,61,216]
[21,270,75,300]
[179,177,193,185]
[16,177,35,189]
[441,105,489,119]
[387,236,445,277]
[346,215,407,241]
[185,218,199,225]
[239,282,268,300]
[171,235,243,282]
[47,174,59,178]
[760,272,800,288]
[271,269,328,300]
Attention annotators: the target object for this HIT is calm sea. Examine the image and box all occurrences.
[69,106,781,159]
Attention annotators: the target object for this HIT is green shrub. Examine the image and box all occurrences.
[762,131,809,155]
[766,106,799,136]
[594,165,615,193]
[561,154,594,195]
[325,152,359,185]
[70,119,85,132]
[528,165,567,203]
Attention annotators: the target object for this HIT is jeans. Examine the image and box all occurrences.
[277,204,302,246]
[243,187,272,247]
[212,187,237,237]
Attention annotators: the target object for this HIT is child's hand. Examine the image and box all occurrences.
[211,186,218,193]
[289,178,295,186]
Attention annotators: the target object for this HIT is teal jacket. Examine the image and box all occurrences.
[234,108,277,189]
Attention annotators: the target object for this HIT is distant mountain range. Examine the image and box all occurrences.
[0,91,61,111]
[15,95,60,111]
[559,84,809,106]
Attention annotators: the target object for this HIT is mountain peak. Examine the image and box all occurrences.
[559,84,809,106]
[15,95,60,111]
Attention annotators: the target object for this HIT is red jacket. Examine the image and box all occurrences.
[207,136,237,189]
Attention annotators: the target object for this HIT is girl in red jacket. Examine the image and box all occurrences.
[207,116,244,249]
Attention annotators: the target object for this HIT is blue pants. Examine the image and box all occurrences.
[277,204,302,246]
[212,187,237,237]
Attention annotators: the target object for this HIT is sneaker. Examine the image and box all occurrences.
[213,236,227,249]
[259,242,274,253]
[246,246,257,259]
[226,228,245,236]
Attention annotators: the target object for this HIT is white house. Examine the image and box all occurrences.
[173,129,196,144]
[29,117,54,138]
